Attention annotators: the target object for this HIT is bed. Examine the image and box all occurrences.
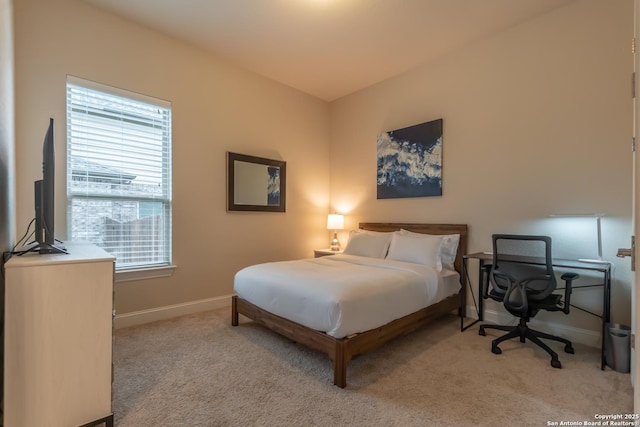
[231,222,468,388]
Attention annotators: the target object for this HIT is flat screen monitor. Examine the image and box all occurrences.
[33,118,66,255]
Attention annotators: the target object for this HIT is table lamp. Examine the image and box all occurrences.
[327,214,344,251]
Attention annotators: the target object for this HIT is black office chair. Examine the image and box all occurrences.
[478,234,579,368]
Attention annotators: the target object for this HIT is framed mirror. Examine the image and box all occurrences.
[227,152,286,212]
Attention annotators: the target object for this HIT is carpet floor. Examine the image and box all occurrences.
[113,308,633,426]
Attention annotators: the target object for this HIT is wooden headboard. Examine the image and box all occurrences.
[358,223,468,274]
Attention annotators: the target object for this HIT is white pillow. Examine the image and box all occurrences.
[386,232,443,271]
[399,229,460,271]
[342,230,393,258]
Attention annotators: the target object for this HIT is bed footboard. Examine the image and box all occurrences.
[232,295,348,386]
[231,292,461,388]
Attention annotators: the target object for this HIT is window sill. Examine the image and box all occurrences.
[115,264,177,283]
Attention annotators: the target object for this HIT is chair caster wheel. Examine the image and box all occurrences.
[551,359,562,369]
[565,345,574,354]
[479,329,486,336]
[491,345,502,355]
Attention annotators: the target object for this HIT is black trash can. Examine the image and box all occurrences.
[605,323,631,373]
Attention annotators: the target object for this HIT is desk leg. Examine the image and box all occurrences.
[478,259,485,322]
[601,269,612,370]
[460,257,466,331]
[460,258,470,331]
[460,257,484,332]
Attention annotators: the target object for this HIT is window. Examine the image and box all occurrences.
[66,76,172,273]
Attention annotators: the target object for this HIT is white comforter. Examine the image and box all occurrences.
[234,254,460,339]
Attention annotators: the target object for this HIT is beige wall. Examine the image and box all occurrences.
[12,0,635,334]
[13,0,331,315]
[329,0,634,327]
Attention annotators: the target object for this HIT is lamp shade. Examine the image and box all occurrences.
[327,214,344,230]
[550,212,606,263]
[549,213,604,218]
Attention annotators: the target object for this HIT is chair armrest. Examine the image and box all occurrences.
[561,272,580,281]
[560,272,580,314]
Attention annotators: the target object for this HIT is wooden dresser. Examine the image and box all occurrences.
[4,242,115,427]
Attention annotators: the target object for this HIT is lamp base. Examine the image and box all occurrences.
[330,232,340,251]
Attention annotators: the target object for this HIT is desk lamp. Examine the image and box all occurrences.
[327,214,344,251]
[550,213,608,264]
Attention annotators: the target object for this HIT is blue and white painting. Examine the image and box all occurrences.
[377,119,443,199]
[267,166,280,206]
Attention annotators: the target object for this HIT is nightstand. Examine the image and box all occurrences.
[314,249,344,258]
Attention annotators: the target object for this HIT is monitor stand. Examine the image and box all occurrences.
[19,241,68,256]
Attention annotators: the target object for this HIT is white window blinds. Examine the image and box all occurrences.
[66,76,172,270]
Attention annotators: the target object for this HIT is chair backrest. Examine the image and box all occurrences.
[490,234,557,302]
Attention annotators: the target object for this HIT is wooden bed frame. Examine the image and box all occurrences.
[231,222,468,388]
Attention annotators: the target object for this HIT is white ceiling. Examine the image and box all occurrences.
[82,0,574,101]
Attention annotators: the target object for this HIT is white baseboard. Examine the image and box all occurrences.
[465,304,601,348]
[114,295,233,329]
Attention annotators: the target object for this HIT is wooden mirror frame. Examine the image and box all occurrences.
[227,152,286,212]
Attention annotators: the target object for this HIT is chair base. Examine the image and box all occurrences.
[479,320,574,368]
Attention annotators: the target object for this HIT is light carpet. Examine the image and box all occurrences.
[113,308,633,426]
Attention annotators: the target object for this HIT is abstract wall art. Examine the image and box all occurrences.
[267,166,281,206]
[376,118,443,199]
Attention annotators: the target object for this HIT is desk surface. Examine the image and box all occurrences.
[464,252,611,272]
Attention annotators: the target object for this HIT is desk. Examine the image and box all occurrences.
[461,252,611,370]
